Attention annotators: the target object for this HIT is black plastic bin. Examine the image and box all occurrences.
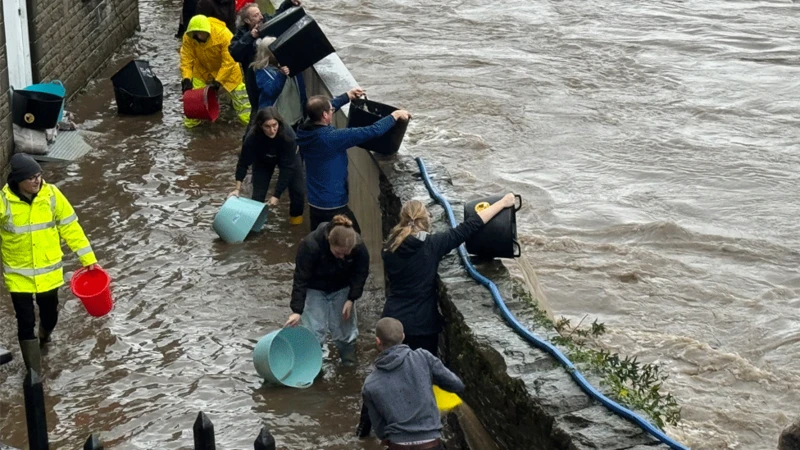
[463,195,523,259]
[258,6,306,38]
[347,98,408,155]
[11,89,63,129]
[269,15,334,76]
[111,60,164,115]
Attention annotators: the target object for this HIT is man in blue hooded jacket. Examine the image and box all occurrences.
[296,87,411,233]
[362,317,464,449]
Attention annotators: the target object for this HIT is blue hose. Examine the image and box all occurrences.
[414,157,689,450]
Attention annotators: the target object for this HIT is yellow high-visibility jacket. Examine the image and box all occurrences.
[0,182,97,293]
[180,17,244,93]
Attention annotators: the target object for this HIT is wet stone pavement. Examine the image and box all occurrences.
[0,0,388,448]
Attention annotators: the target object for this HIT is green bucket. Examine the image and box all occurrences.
[253,327,322,388]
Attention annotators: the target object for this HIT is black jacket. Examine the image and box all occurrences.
[381,216,485,335]
[291,222,370,314]
[196,0,236,32]
[236,124,297,198]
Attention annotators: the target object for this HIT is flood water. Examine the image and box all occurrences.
[1,0,798,449]
[312,0,800,448]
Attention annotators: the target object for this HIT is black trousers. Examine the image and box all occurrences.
[252,154,306,218]
[309,205,361,234]
[10,288,59,340]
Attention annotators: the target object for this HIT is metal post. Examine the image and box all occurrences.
[253,426,276,450]
[23,369,49,450]
[83,433,103,450]
[193,411,215,450]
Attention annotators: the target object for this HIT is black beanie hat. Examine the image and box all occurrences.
[9,153,43,183]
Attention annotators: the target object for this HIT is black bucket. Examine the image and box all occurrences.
[258,6,306,38]
[464,195,522,259]
[269,15,334,76]
[11,89,63,129]
[347,97,408,155]
[111,60,163,115]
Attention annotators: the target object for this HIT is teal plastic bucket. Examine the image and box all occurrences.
[212,197,269,243]
[24,81,66,122]
[253,327,322,388]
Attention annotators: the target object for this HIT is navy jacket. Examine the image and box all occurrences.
[381,216,485,335]
[290,222,370,314]
[255,67,288,109]
[296,93,396,209]
[236,124,298,198]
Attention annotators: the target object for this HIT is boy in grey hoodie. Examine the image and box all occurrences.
[362,318,465,449]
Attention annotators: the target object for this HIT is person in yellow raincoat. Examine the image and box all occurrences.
[180,14,251,128]
[0,154,99,373]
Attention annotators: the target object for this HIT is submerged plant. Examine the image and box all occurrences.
[511,285,681,429]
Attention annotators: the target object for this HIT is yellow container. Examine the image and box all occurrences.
[433,385,462,412]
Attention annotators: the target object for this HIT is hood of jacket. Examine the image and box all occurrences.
[295,122,330,151]
[375,344,412,372]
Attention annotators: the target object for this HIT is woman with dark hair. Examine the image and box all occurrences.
[229,107,305,224]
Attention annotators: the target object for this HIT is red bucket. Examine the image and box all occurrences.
[183,87,220,121]
[70,267,113,317]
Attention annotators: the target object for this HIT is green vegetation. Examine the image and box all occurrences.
[512,285,681,429]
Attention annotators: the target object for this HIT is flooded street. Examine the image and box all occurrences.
[315,0,800,448]
[0,0,798,449]
[0,1,388,448]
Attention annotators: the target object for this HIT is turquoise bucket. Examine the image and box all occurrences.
[253,327,322,388]
[212,197,269,243]
[24,81,66,122]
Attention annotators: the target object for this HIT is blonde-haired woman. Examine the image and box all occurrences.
[284,215,370,366]
[250,37,290,110]
[382,193,516,355]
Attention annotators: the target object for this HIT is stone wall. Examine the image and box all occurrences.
[306,53,674,450]
[27,0,139,96]
[0,6,12,169]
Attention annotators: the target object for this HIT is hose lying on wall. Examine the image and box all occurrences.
[414,157,689,450]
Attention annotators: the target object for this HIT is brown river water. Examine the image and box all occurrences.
[2,0,799,449]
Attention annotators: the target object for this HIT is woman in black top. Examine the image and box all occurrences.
[229,107,305,224]
[382,193,516,355]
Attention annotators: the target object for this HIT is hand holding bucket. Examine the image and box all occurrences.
[70,265,114,317]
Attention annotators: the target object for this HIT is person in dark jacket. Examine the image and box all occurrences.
[196,0,237,32]
[229,0,302,133]
[176,0,198,38]
[355,193,515,439]
[362,317,464,450]
[229,107,305,224]
[284,215,370,365]
[297,89,411,233]
[381,193,516,355]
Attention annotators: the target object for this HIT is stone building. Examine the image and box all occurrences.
[0,0,139,167]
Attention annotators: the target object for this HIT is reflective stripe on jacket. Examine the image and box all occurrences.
[0,183,96,293]
[180,17,244,93]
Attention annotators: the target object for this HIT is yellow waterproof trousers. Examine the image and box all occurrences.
[184,78,251,128]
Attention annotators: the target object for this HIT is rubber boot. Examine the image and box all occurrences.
[355,402,372,438]
[19,339,42,374]
[339,347,357,367]
[38,327,52,346]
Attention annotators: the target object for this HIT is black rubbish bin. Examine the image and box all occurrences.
[269,15,334,76]
[258,6,305,38]
[111,60,164,115]
[347,97,408,155]
[11,89,63,129]
[464,195,523,259]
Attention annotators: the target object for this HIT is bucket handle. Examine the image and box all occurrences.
[51,80,64,88]
[514,194,523,212]
[513,240,522,258]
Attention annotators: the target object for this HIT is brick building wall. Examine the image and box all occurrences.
[0,0,139,170]
[0,6,12,169]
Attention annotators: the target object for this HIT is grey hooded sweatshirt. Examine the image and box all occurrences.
[362,344,465,443]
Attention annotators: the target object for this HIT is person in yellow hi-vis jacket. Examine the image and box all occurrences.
[0,154,98,374]
[180,14,251,128]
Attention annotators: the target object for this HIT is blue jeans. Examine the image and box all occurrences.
[301,287,358,355]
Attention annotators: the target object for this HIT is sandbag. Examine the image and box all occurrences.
[12,124,49,155]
